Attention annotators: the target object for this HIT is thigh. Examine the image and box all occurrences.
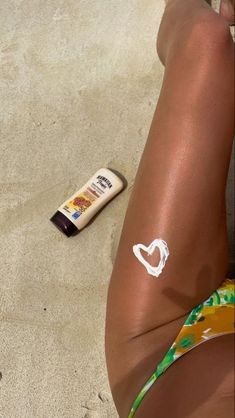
[107,40,234,341]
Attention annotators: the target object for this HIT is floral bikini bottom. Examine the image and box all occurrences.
[128,278,235,418]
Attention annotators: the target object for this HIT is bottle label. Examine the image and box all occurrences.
[58,171,116,227]
[62,183,102,220]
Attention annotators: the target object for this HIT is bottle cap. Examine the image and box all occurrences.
[50,211,79,237]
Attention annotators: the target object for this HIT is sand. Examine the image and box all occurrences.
[0,1,234,417]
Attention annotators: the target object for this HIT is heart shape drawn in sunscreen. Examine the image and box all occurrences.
[133,239,170,278]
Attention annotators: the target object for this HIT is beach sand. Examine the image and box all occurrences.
[0,1,233,417]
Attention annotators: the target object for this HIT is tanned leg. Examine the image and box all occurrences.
[105,1,234,416]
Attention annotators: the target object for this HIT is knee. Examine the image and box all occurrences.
[163,10,233,66]
[185,12,233,61]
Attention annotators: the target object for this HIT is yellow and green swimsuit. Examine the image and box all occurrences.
[128,279,235,418]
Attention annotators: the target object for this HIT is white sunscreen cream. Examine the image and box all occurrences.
[133,239,170,278]
[51,168,125,237]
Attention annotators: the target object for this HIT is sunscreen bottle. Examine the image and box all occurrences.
[50,168,125,237]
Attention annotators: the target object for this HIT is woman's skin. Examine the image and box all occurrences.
[105,0,234,417]
[220,0,234,24]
